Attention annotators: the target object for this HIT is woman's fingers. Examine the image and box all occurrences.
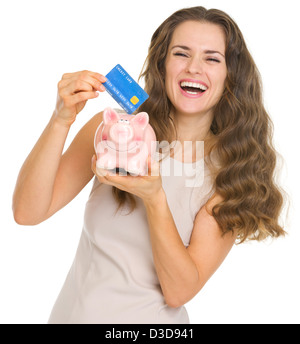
[147,156,160,177]
[54,70,107,124]
[64,91,99,107]
[62,70,107,87]
[62,70,106,83]
[59,72,106,95]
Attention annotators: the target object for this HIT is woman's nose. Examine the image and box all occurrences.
[185,57,204,75]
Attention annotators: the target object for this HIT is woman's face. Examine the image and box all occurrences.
[165,20,227,118]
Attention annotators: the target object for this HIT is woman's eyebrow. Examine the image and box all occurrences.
[171,45,191,51]
[204,50,225,57]
[171,45,225,58]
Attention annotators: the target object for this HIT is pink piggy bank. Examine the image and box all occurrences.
[94,108,157,175]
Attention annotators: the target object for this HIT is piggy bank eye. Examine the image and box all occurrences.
[118,119,130,125]
[102,134,108,140]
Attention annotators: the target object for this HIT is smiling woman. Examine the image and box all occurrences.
[136,7,285,243]
[12,6,286,324]
[165,21,227,116]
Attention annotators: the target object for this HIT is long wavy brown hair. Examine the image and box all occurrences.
[112,6,286,243]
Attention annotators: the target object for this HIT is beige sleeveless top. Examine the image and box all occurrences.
[48,155,214,324]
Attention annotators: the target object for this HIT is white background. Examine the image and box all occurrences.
[0,0,299,324]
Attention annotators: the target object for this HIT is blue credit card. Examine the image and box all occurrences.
[103,64,149,114]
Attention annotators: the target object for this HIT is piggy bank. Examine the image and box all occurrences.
[94,108,157,175]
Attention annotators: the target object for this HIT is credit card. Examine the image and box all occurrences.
[103,64,149,114]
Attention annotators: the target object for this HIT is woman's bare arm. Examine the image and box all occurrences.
[144,193,237,308]
[12,70,106,225]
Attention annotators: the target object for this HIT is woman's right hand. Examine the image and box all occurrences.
[54,70,107,127]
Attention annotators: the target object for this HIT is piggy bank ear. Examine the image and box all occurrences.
[103,108,119,124]
[131,112,149,130]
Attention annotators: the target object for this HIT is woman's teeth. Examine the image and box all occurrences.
[180,81,208,94]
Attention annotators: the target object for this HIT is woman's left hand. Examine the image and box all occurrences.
[91,155,163,204]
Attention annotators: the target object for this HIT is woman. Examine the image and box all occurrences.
[12,6,285,324]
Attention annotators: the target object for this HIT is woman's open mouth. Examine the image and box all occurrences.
[179,80,208,97]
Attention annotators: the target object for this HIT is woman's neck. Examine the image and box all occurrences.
[171,109,213,141]
[169,110,216,162]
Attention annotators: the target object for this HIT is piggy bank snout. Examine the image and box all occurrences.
[109,123,134,143]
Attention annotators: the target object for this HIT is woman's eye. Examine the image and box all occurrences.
[174,52,188,57]
[207,58,220,63]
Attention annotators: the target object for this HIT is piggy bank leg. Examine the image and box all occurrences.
[127,144,149,176]
[95,144,116,171]
[127,160,142,176]
[96,153,117,172]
